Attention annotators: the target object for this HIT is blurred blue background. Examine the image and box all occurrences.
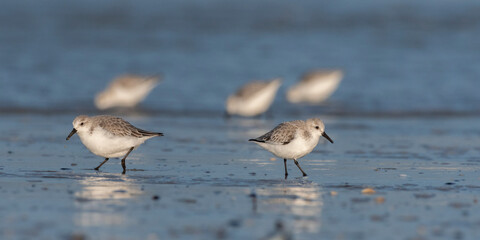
[1,0,479,115]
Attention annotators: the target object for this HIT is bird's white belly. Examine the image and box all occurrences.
[78,129,145,158]
[227,81,281,116]
[110,90,139,107]
[256,137,319,160]
[307,78,341,102]
[287,77,341,103]
[241,89,276,116]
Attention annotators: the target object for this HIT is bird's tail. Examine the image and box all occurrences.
[138,129,164,137]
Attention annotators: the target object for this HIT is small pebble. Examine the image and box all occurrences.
[330,191,338,196]
[228,219,241,228]
[375,196,385,204]
[361,188,376,195]
[152,195,160,200]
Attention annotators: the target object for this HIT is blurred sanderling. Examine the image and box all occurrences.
[287,70,342,104]
[249,118,333,178]
[66,115,163,174]
[226,78,282,117]
[95,74,160,110]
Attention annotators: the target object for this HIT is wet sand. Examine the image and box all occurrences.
[1,114,479,239]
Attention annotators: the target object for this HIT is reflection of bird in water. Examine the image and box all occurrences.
[287,70,342,104]
[226,78,282,117]
[249,118,333,178]
[260,220,293,240]
[66,115,163,174]
[75,176,142,201]
[249,192,257,213]
[95,74,160,110]
[74,176,141,227]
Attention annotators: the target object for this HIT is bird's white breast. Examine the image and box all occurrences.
[77,127,147,158]
[287,74,342,103]
[96,80,157,109]
[255,131,320,160]
[111,81,156,107]
[227,81,281,116]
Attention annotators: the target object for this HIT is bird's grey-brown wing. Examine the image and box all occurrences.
[111,75,145,88]
[249,123,296,145]
[114,75,160,88]
[98,116,163,138]
[301,70,336,83]
[235,81,270,98]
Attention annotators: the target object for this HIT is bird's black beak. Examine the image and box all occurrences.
[66,128,77,140]
[322,132,334,144]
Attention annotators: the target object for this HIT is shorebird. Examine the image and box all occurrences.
[226,78,282,117]
[249,118,333,178]
[287,70,342,104]
[95,75,160,110]
[66,115,163,174]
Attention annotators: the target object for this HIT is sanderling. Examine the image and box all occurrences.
[287,70,343,104]
[95,74,160,110]
[226,78,282,117]
[249,118,333,178]
[66,115,163,174]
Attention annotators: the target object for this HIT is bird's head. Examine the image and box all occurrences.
[66,115,91,140]
[306,118,333,143]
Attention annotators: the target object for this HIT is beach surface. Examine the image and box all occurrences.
[1,113,480,239]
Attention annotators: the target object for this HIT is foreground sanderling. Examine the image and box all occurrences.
[95,75,160,110]
[66,115,163,174]
[287,70,343,104]
[249,118,333,178]
[226,78,282,117]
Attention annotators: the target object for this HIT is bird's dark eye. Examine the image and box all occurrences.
[80,122,84,126]
[315,126,319,130]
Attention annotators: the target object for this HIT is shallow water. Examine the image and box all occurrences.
[1,0,480,115]
[1,0,480,239]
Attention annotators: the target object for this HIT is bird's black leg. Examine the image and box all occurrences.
[121,147,134,174]
[293,159,307,177]
[94,158,109,171]
[284,159,288,179]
